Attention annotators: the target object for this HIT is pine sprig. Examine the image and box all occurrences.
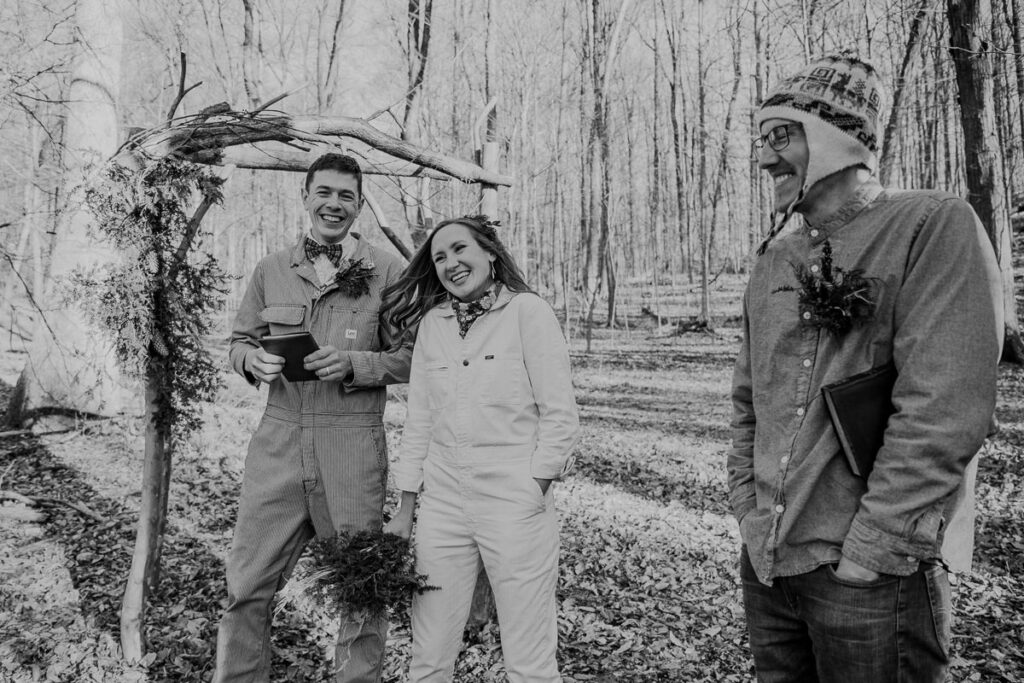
[333,258,376,298]
[277,530,437,620]
[775,239,877,336]
[73,157,229,439]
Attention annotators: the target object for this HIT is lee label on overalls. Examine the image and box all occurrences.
[345,329,358,339]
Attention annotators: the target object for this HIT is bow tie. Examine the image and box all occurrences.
[304,238,344,267]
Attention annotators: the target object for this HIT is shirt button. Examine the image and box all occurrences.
[796,407,805,416]
[780,455,789,465]
[802,359,812,367]
[775,505,785,514]
[906,556,916,563]
[802,311,812,320]
[810,264,820,273]
[462,360,469,366]
[810,229,819,237]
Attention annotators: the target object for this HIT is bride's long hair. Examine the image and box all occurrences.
[380,215,533,340]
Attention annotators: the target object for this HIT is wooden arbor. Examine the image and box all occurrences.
[118,102,509,661]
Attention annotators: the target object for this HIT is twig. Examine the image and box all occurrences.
[33,495,105,522]
[0,462,15,489]
[0,427,77,439]
[0,489,106,522]
[249,86,302,116]
[167,190,219,280]
[0,249,58,341]
[0,490,35,505]
[166,53,204,122]
[363,189,412,260]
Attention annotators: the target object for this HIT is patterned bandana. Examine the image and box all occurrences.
[452,286,497,338]
[304,237,344,267]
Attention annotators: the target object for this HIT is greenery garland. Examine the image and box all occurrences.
[74,157,229,439]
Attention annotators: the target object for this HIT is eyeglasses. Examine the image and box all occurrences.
[751,123,802,157]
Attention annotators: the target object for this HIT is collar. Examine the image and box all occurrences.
[437,284,516,318]
[802,178,883,245]
[290,232,369,267]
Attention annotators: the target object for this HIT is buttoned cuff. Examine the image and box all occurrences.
[239,346,259,387]
[392,469,424,493]
[344,352,373,390]
[530,452,575,480]
[842,517,924,576]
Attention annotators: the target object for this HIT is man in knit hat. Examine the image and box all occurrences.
[728,55,1003,681]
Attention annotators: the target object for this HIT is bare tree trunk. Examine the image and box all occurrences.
[1010,0,1024,160]
[880,0,931,185]
[120,372,171,661]
[749,0,767,260]
[702,8,743,326]
[317,0,348,112]
[651,31,664,289]
[582,0,631,340]
[946,0,1024,362]
[660,0,689,280]
[403,0,435,248]
[696,0,709,322]
[241,0,263,109]
[991,0,1016,207]
[14,0,129,423]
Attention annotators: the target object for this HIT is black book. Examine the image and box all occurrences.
[258,331,321,382]
[821,362,898,479]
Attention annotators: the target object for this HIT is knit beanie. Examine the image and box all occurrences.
[754,55,885,254]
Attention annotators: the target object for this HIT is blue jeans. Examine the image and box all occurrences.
[739,547,950,683]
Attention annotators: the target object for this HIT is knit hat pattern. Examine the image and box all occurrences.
[756,55,884,190]
[753,56,885,255]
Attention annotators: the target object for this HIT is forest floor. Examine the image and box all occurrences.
[0,314,1022,682]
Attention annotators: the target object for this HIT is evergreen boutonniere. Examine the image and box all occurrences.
[277,530,437,620]
[775,239,877,336]
[334,258,376,298]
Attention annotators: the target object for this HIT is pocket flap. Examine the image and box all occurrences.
[259,305,305,325]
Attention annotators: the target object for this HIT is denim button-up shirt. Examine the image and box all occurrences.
[728,180,1002,584]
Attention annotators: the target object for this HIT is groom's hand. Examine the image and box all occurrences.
[304,346,352,381]
[247,348,285,384]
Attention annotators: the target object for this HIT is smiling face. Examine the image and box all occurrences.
[302,169,362,244]
[431,223,496,302]
[756,118,809,213]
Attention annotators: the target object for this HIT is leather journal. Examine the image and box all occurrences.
[258,331,320,382]
[821,362,898,479]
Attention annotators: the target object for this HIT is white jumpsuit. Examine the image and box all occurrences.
[392,289,580,682]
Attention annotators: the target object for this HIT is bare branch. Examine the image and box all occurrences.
[132,111,512,186]
[165,52,204,123]
[363,188,413,259]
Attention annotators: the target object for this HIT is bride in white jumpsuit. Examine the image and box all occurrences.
[382,215,580,682]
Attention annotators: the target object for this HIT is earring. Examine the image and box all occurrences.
[489,261,497,281]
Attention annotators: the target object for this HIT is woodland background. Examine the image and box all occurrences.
[3,0,1023,332]
[0,0,1023,681]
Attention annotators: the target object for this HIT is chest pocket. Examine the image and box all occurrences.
[424,363,451,410]
[329,306,380,351]
[474,356,524,406]
[259,305,306,335]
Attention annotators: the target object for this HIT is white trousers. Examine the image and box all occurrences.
[409,451,561,683]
